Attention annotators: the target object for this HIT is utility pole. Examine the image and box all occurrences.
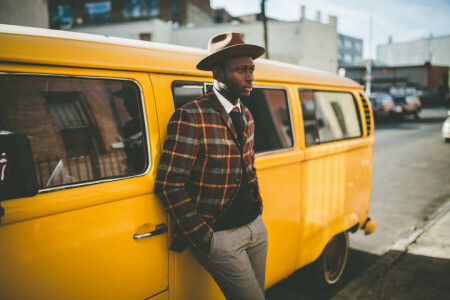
[365,16,373,95]
[261,0,269,58]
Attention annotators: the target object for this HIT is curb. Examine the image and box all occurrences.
[331,201,450,300]
[391,202,450,252]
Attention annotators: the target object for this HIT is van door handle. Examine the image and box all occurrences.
[133,224,168,240]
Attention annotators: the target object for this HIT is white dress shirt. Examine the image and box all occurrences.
[213,86,241,114]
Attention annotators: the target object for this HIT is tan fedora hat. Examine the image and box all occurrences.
[196,32,265,71]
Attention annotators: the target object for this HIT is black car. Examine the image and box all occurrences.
[369,93,396,120]
[392,95,422,119]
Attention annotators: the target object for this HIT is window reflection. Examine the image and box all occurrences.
[0,76,147,189]
[242,88,293,153]
[299,89,362,146]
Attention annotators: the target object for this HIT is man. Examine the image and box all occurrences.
[155,32,267,299]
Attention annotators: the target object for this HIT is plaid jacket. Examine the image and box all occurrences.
[155,87,262,253]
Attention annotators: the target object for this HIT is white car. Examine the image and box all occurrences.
[443,111,450,142]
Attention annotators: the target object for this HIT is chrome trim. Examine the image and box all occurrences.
[0,71,152,193]
[133,224,168,240]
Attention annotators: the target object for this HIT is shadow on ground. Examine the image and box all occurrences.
[349,251,450,300]
[265,249,380,300]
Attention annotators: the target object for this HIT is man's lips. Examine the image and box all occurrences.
[244,86,253,92]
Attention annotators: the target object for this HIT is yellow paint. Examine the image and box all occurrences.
[0,25,375,299]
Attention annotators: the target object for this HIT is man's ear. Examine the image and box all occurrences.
[212,66,224,82]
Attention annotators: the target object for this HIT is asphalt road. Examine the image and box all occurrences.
[266,107,450,299]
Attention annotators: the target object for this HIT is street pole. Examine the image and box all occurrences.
[261,0,269,59]
[365,16,373,95]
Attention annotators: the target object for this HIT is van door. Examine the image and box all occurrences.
[0,66,168,299]
[155,75,303,289]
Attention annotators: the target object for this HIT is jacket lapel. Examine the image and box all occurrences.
[206,87,241,147]
[240,102,249,146]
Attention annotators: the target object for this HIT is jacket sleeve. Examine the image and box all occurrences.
[155,108,213,253]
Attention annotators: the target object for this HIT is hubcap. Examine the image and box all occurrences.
[324,233,348,284]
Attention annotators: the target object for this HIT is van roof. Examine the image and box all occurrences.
[0,24,361,89]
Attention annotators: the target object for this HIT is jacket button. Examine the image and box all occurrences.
[236,178,241,184]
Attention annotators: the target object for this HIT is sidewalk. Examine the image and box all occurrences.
[332,202,450,300]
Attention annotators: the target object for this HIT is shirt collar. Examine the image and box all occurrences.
[213,86,241,114]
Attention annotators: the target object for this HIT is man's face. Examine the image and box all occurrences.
[215,56,255,101]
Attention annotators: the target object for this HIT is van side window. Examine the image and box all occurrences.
[242,88,293,153]
[299,89,362,146]
[172,82,205,109]
[171,83,293,154]
[0,75,147,190]
[298,89,319,146]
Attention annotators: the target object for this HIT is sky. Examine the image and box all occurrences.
[210,0,450,60]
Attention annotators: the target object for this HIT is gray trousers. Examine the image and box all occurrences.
[192,215,268,300]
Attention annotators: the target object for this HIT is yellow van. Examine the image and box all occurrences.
[0,24,376,299]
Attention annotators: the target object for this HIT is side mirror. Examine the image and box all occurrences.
[0,131,39,200]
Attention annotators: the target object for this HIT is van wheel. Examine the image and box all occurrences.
[312,232,349,288]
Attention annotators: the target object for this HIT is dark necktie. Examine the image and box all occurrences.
[229,107,244,146]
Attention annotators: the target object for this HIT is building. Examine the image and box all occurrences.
[68,18,172,43]
[345,63,449,106]
[0,0,49,28]
[338,34,364,67]
[1,1,338,73]
[377,34,450,67]
[171,14,338,73]
[171,6,338,73]
[69,5,339,73]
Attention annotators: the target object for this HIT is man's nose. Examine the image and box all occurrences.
[245,71,254,81]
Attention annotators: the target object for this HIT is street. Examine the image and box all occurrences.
[266,107,450,299]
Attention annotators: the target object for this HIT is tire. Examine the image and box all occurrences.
[312,231,349,288]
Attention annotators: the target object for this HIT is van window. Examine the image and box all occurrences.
[299,89,362,146]
[171,83,293,154]
[172,82,205,109]
[242,87,293,153]
[0,75,147,190]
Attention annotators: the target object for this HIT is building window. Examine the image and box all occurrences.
[299,89,362,146]
[344,53,352,63]
[172,0,180,15]
[49,4,73,29]
[0,75,147,189]
[345,39,352,49]
[139,33,152,41]
[123,0,160,19]
[84,1,111,22]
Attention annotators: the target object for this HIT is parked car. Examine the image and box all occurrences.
[443,111,450,142]
[392,95,422,119]
[369,93,396,120]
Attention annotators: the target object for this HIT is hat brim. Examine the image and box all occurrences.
[196,44,265,71]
